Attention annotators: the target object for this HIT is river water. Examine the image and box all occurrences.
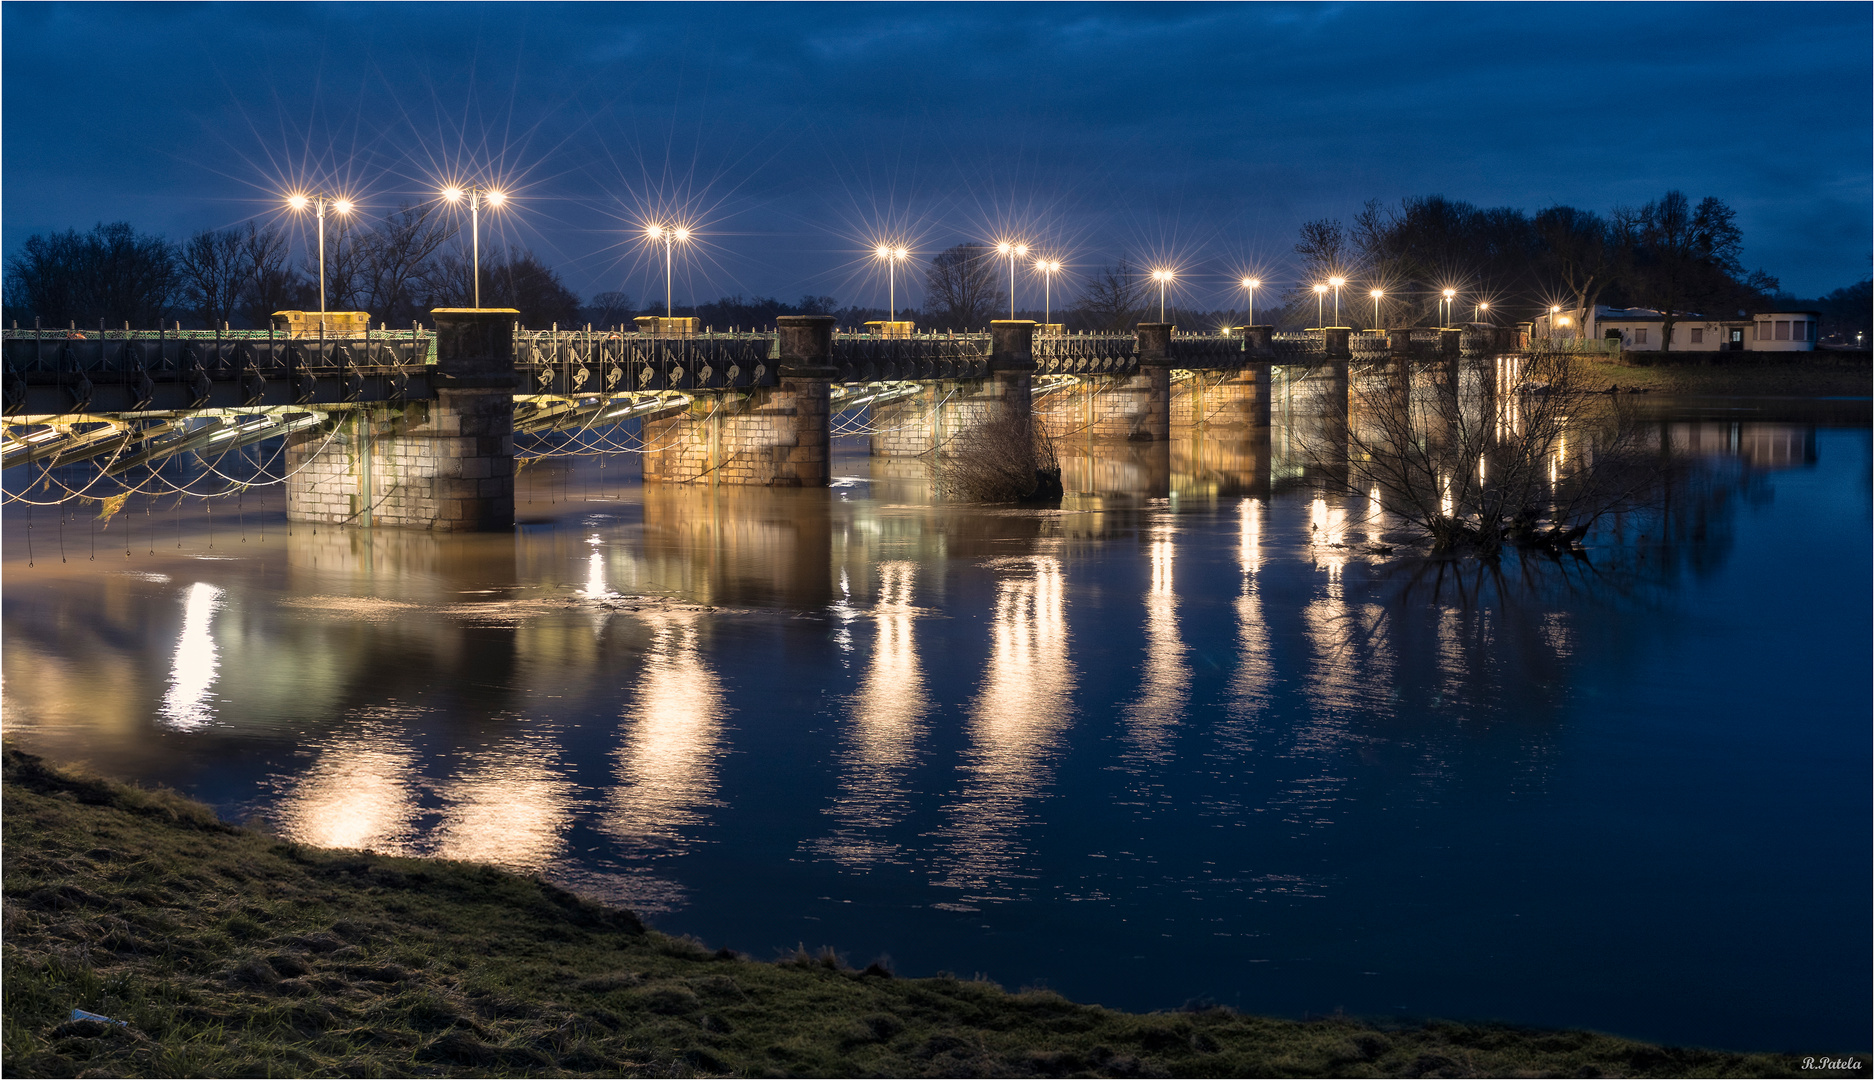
[3,397,1868,1053]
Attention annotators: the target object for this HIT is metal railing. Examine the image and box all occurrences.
[514,329,779,394]
[1034,332,1136,375]
[830,332,989,381]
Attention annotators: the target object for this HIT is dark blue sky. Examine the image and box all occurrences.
[4,2,1869,310]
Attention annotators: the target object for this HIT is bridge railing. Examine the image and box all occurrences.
[1270,331,1325,359]
[830,332,989,382]
[2,327,433,414]
[1167,333,1250,366]
[514,329,780,394]
[1034,332,1136,375]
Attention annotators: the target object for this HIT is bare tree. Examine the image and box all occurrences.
[237,223,306,327]
[1074,261,1147,331]
[176,227,247,329]
[922,244,1000,330]
[1302,352,1669,554]
[586,290,636,327]
[355,203,452,325]
[4,222,177,327]
[1535,206,1619,339]
[1625,191,1745,351]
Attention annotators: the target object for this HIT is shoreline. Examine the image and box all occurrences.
[5,747,1862,1078]
[1570,354,1871,398]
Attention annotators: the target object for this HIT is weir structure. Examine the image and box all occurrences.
[2,311,1519,532]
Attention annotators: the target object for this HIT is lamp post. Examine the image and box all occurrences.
[1549,304,1561,338]
[440,185,508,308]
[1241,278,1260,327]
[1441,288,1457,328]
[1036,259,1061,324]
[1476,300,1489,325]
[996,241,1028,320]
[1328,276,1345,326]
[286,192,355,315]
[1312,283,1328,328]
[875,245,909,319]
[645,223,692,318]
[1370,288,1384,330]
[1152,269,1173,323]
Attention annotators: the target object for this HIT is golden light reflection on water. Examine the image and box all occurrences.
[815,561,931,867]
[603,612,728,855]
[937,557,1074,897]
[432,733,577,871]
[159,582,224,730]
[1232,499,1274,718]
[274,716,421,853]
[1124,523,1189,766]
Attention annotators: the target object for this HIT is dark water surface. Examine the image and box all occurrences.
[4,398,1868,1053]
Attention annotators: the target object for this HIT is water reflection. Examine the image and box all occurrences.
[603,612,728,857]
[815,561,930,867]
[432,732,577,871]
[937,556,1074,899]
[159,582,223,730]
[1230,499,1274,720]
[273,713,421,853]
[1124,523,1189,770]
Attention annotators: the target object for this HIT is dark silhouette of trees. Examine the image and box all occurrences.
[1072,261,1148,331]
[1618,191,1754,349]
[176,227,248,330]
[582,291,636,327]
[5,222,177,328]
[1533,206,1617,334]
[922,244,999,330]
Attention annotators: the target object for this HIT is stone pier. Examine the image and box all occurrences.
[643,314,834,486]
[1035,322,1175,443]
[870,320,1036,458]
[285,308,518,531]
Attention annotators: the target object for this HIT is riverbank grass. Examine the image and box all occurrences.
[3,748,1858,1078]
[1574,353,1870,396]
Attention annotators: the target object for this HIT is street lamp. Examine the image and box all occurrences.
[1035,259,1062,325]
[1241,278,1260,326]
[1370,288,1384,330]
[1152,269,1174,323]
[1549,304,1561,338]
[874,245,909,319]
[1441,288,1457,328]
[1312,283,1329,328]
[645,223,693,318]
[996,241,1028,320]
[1476,300,1489,324]
[1328,276,1346,326]
[440,185,509,308]
[285,192,355,315]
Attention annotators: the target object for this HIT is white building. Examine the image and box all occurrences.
[1531,306,1818,352]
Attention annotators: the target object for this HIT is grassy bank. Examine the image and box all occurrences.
[3,748,1859,1078]
[1573,352,1871,397]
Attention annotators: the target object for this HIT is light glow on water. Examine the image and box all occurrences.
[159,582,223,730]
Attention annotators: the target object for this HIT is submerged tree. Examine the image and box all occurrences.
[938,413,1062,502]
[1300,351,1673,554]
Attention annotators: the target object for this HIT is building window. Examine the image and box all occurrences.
[1757,321,1771,340]
[1775,320,1790,340]
[1634,328,1648,345]
[1690,327,1704,344]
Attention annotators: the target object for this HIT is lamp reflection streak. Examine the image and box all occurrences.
[817,562,930,867]
[937,557,1074,896]
[1124,524,1189,768]
[604,612,728,857]
[1230,499,1274,720]
[159,582,224,730]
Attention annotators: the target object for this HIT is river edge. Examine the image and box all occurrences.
[1574,354,1870,396]
[5,748,1861,1079]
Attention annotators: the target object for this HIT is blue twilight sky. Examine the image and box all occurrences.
[3,1,1869,311]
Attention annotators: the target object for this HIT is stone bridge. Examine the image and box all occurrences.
[2,310,1517,531]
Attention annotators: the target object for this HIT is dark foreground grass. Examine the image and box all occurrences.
[1574,354,1871,397]
[4,748,1862,1079]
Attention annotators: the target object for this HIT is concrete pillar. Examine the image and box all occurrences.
[990,319,1037,426]
[1324,327,1352,360]
[285,307,519,532]
[644,314,834,486]
[1240,325,1274,353]
[1131,322,1174,442]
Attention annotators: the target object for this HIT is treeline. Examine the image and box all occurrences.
[2,207,586,330]
[7,191,1867,345]
[1282,190,1869,346]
